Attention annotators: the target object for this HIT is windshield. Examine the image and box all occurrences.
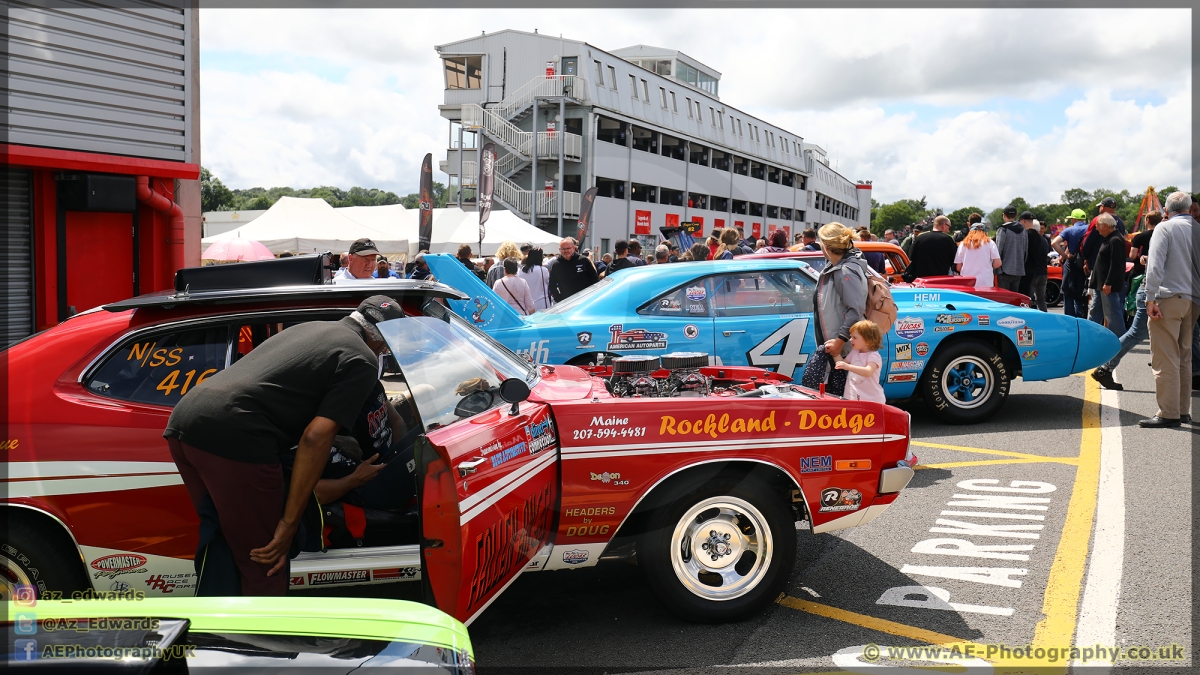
[540,275,616,315]
[378,315,536,429]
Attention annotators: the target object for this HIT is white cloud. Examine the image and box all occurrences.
[199,8,1192,206]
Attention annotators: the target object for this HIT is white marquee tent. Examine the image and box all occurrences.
[203,197,563,259]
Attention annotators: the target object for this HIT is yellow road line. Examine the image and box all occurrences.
[912,441,1075,462]
[777,595,980,649]
[916,457,1079,470]
[1031,376,1102,665]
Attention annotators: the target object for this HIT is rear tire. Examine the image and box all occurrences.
[2,518,90,600]
[638,476,795,622]
[920,339,1010,424]
[1045,279,1062,307]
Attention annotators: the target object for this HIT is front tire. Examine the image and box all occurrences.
[920,339,1011,424]
[2,519,90,600]
[639,476,795,622]
[1045,279,1062,307]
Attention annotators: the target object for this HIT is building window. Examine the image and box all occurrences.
[732,155,748,176]
[685,97,693,118]
[670,91,678,113]
[781,170,794,188]
[769,131,775,148]
[641,79,650,101]
[595,177,625,199]
[594,60,604,86]
[749,161,765,180]
[629,74,638,98]
[688,142,709,166]
[767,205,780,219]
[695,100,703,121]
[597,116,627,145]
[710,149,730,171]
[631,125,658,153]
[732,200,748,215]
[798,175,807,190]
[656,59,672,76]
[737,119,743,136]
[780,207,793,220]
[659,87,668,109]
[564,175,582,193]
[768,166,781,184]
[660,188,684,207]
[749,203,764,218]
[608,65,617,89]
[687,192,707,210]
[709,107,716,127]
[718,111,724,130]
[711,196,729,212]
[443,55,482,89]
[795,210,806,222]
[631,183,657,203]
[660,134,685,161]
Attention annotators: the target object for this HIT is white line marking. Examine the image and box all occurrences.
[800,586,821,598]
[458,450,556,513]
[1073,388,1124,670]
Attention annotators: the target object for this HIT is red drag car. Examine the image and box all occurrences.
[748,242,1032,307]
[2,256,914,624]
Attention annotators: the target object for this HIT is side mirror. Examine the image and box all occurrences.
[499,378,531,416]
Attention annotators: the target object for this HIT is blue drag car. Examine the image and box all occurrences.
[423,254,1118,423]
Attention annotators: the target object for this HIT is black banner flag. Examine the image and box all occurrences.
[575,186,599,244]
[418,153,433,253]
[478,143,496,249]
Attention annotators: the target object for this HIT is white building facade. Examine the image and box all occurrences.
[436,30,871,253]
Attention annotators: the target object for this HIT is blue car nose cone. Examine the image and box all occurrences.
[1072,316,1121,372]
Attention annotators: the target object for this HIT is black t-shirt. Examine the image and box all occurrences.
[1129,228,1154,277]
[164,317,379,464]
[283,381,393,481]
[1024,229,1050,278]
[905,230,957,279]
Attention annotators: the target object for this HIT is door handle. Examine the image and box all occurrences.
[457,457,489,477]
[723,330,746,336]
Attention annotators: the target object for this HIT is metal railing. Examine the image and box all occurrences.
[495,75,584,120]
[461,161,477,186]
[462,103,582,162]
[495,153,522,176]
[492,173,581,218]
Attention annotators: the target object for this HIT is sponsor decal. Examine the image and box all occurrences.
[589,471,628,486]
[911,293,941,303]
[90,554,148,579]
[934,326,954,332]
[372,567,419,581]
[144,574,191,593]
[565,524,610,536]
[935,313,972,325]
[997,316,1026,329]
[562,549,589,565]
[1016,327,1034,346]
[658,298,682,312]
[479,440,502,456]
[890,360,926,372]
[887,373,918,383]
[819,487,862,513]
[289,576,305,587]
[564,506,616,517]
[747,317,810,379]
[469,483,552,608]
[686,286,707,301]
[894,343,912,360]
[608,324,667,351]
[915,342,930,357]
[577,332,592,345]
[977,315,990,326]
[1022,350,1038,360]
[687,303,708,314]
[525,415,557,455]
[662,408,877,436]
[489,441,528,468]
[109,581,131,592]
[309,570,370,586]
[800,455,833,474]
[470,296,493,327]
[590,416,629,427]
[684,324,699,339]
[895,317,925,340]
[515,340,550,364]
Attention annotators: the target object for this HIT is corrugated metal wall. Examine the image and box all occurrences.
[1,1,194,162]
[1,169,33,345]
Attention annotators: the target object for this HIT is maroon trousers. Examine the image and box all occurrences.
[168,438,289,596]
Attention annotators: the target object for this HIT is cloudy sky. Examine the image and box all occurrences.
[199,8,1191,211]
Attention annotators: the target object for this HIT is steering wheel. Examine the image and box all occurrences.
[453,390,495,418]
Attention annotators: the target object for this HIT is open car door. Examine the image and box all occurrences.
[377,313,559,625]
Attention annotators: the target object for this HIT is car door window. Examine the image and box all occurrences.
[84,325,229,406]
[714,271,813,317]
[638,279,712,317]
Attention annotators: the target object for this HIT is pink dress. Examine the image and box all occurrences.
[843,350,885,403]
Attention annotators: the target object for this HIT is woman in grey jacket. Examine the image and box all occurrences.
[800,222,869,396]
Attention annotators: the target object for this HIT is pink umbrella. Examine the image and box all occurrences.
[202,235,275,262]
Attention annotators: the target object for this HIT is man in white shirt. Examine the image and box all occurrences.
[334,238,381,280]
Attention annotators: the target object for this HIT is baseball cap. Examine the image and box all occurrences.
[357,295,405,324]
[1019,211,1034,221]
[1002,205,1018,217]
[1070,208,1087,220]
[914,223,927,232]
[349,238,381,257]
[1096,197,1116,208]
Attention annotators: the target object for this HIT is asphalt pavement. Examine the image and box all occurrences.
[467,324,1195,674]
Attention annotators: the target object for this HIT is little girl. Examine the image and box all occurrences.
[834,319,886,403]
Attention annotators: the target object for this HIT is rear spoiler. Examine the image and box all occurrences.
[421,254,528,331]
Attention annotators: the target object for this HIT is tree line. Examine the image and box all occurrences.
[870,186,1195,236]
[200,167,450,213]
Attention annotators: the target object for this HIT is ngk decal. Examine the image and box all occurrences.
[308,570,370,586]
[90,554,148,579]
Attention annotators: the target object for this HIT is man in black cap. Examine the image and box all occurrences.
[164,296,404,594]
[335,238,382,280]
[994,206,1028,292]
[1081,197,1126,325]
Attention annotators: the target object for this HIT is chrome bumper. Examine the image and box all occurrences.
[878,460,915,494]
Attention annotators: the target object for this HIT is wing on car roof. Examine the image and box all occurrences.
[103,280,467,311]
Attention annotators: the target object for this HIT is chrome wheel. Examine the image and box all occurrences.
[0,555,34,601]
[669,496,772,601]
[940,355,994,410]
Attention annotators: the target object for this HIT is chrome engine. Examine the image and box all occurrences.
[608,352,712,398]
